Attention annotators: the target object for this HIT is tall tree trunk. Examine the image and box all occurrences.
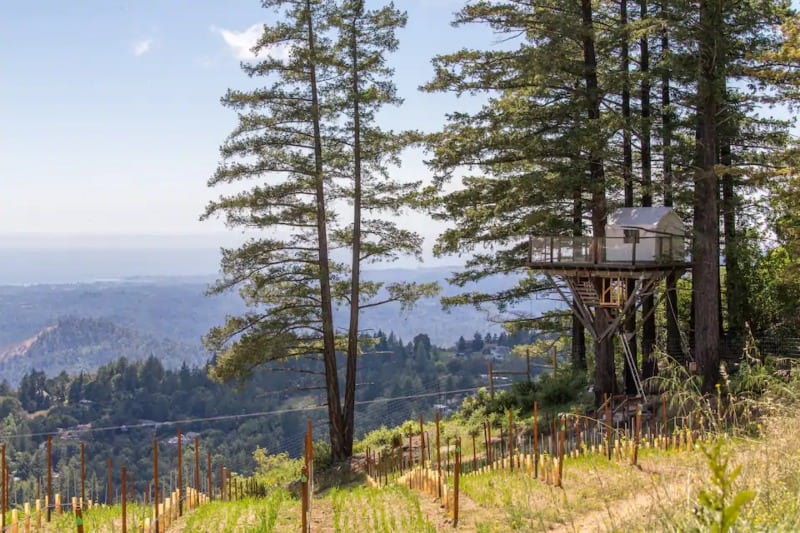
[344,5,363,458]
[581,0,614,403]
[661,1,682,362]
[572,187,587,371]
[693,0,722,392]
[307,1,346,460]
[719,87,745,345]
[639,0,657,380]
[621,0,639,395]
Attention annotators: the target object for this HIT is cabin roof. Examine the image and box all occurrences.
[607,207,677,229]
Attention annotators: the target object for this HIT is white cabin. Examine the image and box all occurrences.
[604,207,685,263]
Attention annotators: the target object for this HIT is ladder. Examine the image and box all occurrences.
[619,331,646,402]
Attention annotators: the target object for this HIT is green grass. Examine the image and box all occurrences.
[329,485,435,533]
[183,490,297,533]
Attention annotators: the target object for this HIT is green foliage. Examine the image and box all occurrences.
[253,447,303,491]
[536,371,589,408]
[312,439,332,471]
[694,439,755,533]
[355,425,402,454]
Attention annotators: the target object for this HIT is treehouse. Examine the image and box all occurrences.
[527,207,691,401]
[528,207,689,273]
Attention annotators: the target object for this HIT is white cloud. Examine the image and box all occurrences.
[132,38,153,57]
[211,24,290,62]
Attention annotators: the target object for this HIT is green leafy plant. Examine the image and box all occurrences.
[694,439,755,533]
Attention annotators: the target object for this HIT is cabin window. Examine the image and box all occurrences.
[623,229,640,244]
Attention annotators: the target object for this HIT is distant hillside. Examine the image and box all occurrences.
[0,317,205,385]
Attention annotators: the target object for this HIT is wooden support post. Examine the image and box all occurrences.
[121,467,127,533]
[533,401,539,479]
[107,457,113,505]
[177,427,183,516]
[153,439,159,532]
[47,435,52,522]
[80,442,85,509]
[662,394,668,436]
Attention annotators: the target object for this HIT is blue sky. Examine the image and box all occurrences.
[0,0,488,245]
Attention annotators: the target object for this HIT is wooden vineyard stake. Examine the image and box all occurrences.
[533,401,539,479]
[453,437,461,527]
[1,444,5,531]
[435,411,442,498]
[662,394,668,437]
[472,433,477,474]
[47,435,52,522]
[508,409,514,472]
[121,467,127,533]
[605,394,612,460]
[557,416,566,487]
[407,433,413,471]
[632,405,641,466]
[194,436,200,506]
[177,427,183,516]
[419,416,426,469]
[75,505,84,533]
[153,439,159,532]
[207,451,212,500]
[300,465,309,533]
[80,442,86,509]
[107,457,113,505]
[486,422,492,469]
[218,465,223,501]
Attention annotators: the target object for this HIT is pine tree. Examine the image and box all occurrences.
[203,0,430,460]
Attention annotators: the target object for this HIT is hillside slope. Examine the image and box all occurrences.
[0,316,205,384]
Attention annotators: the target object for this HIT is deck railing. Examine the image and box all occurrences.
[528,235,688,265]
